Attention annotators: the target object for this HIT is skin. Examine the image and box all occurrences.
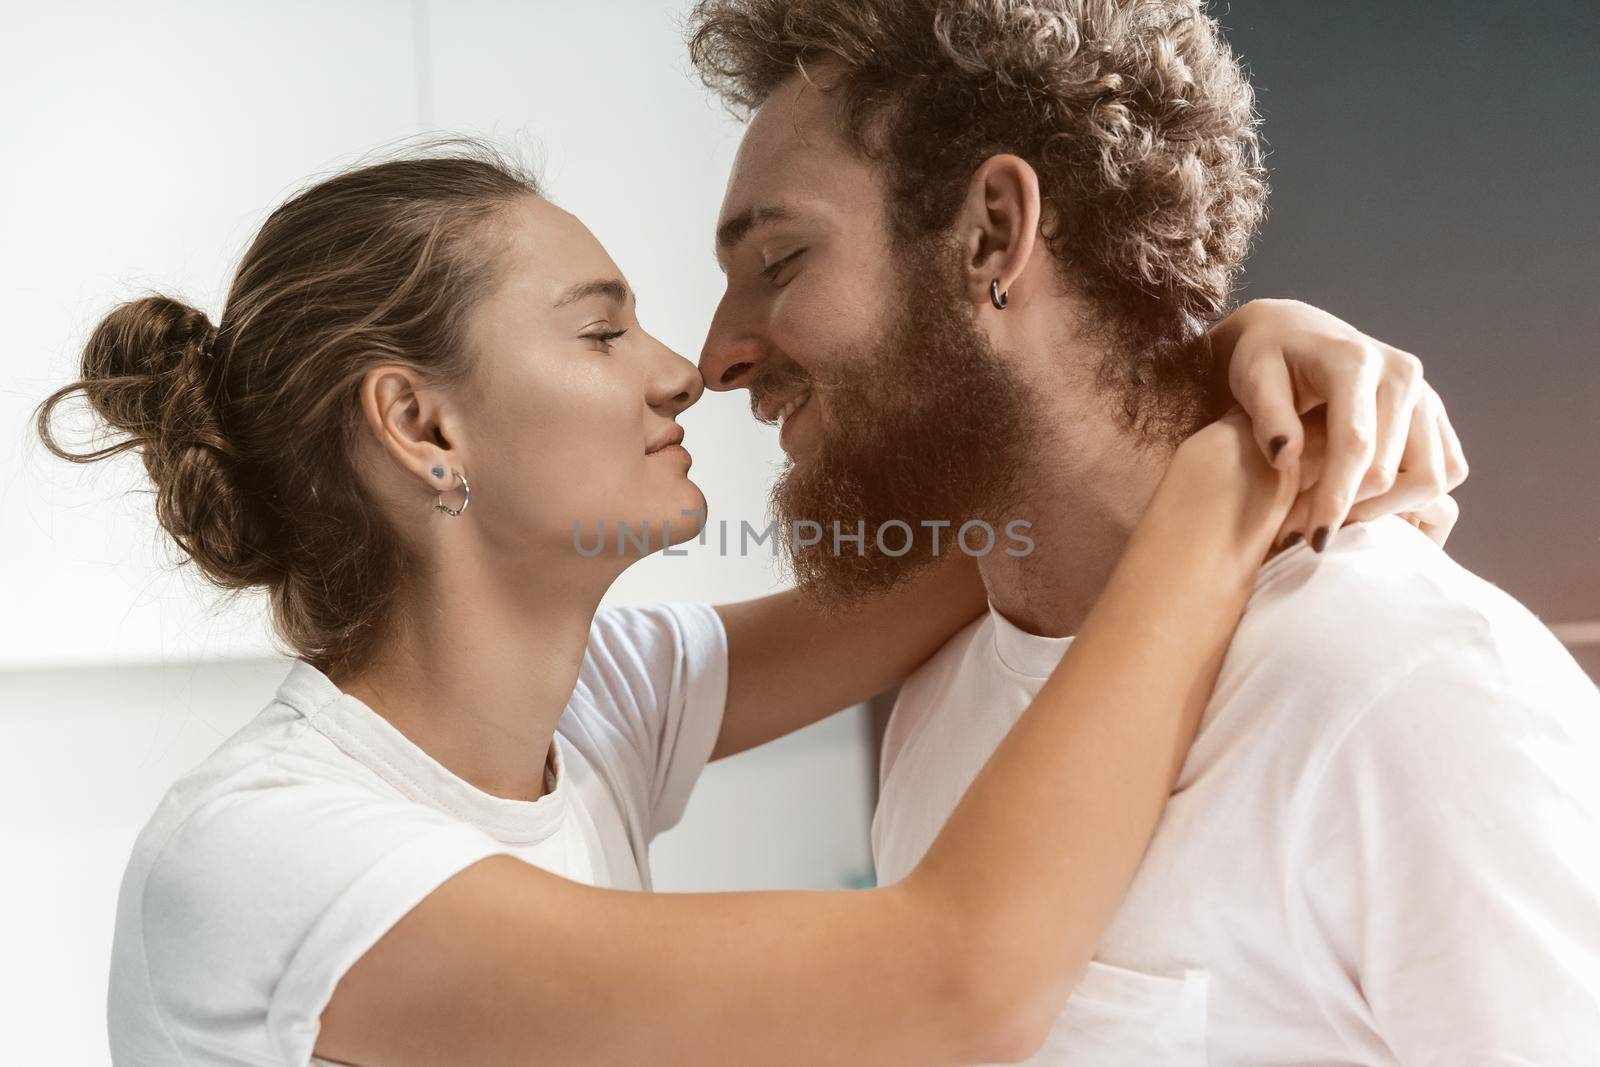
[700,71,1467,637]
[337,196,708,797]
[338,194,988,791]
[320,406,1306,1066]
[311,68,1467,1067]
[311,179,1314,1065]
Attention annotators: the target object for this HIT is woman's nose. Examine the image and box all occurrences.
[649,340,706,416]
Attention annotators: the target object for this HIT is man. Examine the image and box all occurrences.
[689,1,1600,1063]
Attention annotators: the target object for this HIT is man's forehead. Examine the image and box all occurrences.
[715,76,878,247]
[745,74,838,157]
[722,92,831,204]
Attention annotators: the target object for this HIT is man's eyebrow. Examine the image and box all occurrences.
[553,278,631,309]
[715,204,796,254]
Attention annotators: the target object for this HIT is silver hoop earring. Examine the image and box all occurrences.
[990,278,1009,310]
[433,469,470,517]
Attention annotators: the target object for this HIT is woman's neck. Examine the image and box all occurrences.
[335,550,612,803]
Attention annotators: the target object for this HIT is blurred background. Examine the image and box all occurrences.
[1,1,1594,1061]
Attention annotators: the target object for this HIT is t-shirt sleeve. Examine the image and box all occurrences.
[1294,647,1600,1066]
[138,780,512,1066]
[576,601,730,837]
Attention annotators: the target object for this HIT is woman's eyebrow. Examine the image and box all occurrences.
[553,278,631,309]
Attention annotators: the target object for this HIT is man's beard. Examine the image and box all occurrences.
[768,239,1039,605]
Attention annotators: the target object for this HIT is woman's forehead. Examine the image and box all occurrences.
[492,196,623,303]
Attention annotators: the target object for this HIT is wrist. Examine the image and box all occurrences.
[1162,417,1292,558]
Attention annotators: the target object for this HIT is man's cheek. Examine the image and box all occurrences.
[773,282,869,368]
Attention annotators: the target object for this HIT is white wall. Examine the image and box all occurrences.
[0,4,877,1063]
[2,0,792,670]
[2,1,421,667]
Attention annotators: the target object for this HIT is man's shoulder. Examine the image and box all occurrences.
[1245,516,1489,634]
[1218,515,1593,742]
[1234,518,1450,661]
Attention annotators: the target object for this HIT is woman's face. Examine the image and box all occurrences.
[453,195,707,564]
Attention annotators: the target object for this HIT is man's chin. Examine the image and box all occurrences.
[778,438,818,464]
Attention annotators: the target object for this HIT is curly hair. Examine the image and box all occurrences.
[35,142,540,678]
[688,0,1268,439]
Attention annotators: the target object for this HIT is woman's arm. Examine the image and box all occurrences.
[710,555,986,760]
[315,411,1297,1067]
[708,302,1467,767]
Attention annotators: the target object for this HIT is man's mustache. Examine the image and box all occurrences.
[747,354,814,425]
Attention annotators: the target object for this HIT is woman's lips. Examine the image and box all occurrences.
[647,442,693,468]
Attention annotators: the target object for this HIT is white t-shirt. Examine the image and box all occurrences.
[108,602,728,1067]
[874,515,1600,1066]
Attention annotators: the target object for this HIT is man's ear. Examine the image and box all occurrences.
[956,153,1043,309]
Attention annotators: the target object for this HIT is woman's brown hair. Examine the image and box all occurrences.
[35,142,540,678]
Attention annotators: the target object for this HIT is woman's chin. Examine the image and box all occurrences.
[669,481,708,529]
[660,504,709,549]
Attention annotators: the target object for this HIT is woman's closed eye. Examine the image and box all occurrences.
[761,249,805,287]
[581,327,629,353]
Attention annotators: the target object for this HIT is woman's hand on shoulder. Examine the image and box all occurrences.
[1207,298,1467,550]
[1167,405,1332,565]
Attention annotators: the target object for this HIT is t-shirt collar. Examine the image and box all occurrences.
[987,600,1077,679]
[274,658,571,845]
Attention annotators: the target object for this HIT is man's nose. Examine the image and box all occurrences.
[698,306,763,392]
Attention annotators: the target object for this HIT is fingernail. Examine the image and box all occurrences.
[1269,435,1289,462]
[1312,526,1330,553]
[1281,531,1304,550]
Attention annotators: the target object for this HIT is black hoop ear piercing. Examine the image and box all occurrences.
[990,278,1009,310]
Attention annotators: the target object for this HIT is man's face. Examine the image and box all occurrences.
[700,75,1037,601]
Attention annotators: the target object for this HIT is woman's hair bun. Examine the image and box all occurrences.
[37,144,542,677]
[36,294,276,587]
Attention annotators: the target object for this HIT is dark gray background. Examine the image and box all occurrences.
[1217,1,1598,675]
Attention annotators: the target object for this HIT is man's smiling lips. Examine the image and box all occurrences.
[754,385,812,427]
[775,389,810,425]
[751,379,817,455]
[776,389,815,453]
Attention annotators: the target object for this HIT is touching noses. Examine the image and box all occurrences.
[698,297,764,392]
[648,337,705,417]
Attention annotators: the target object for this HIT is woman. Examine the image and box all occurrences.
[38,147,1454,1066]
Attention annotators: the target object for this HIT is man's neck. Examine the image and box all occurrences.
[977,403,1176,639]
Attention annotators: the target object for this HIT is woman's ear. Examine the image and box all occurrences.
[956,153,1043,309]
[359,365,459,490]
